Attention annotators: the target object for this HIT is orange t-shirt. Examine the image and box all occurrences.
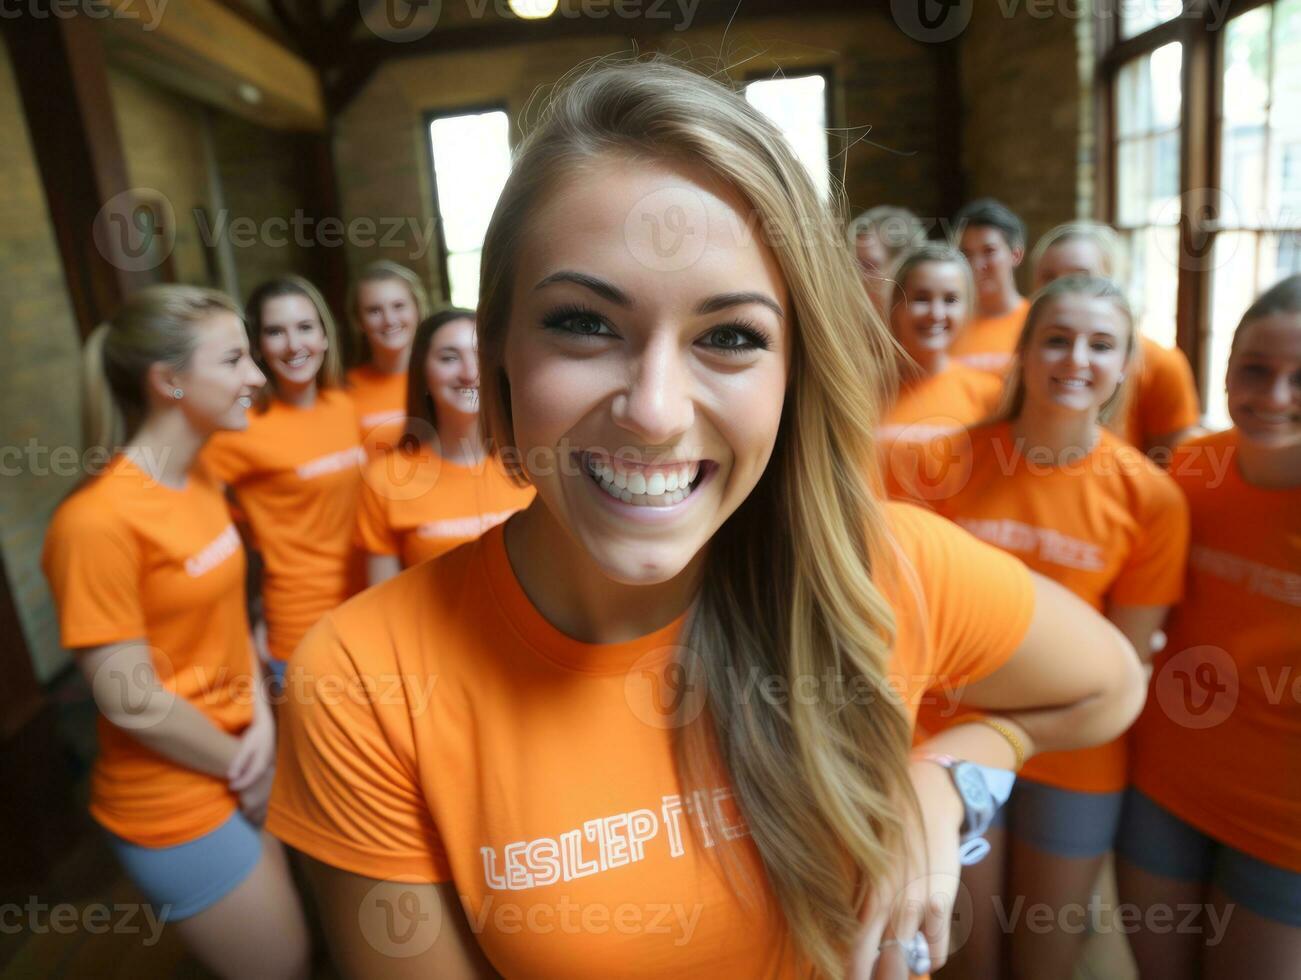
[949,297,1030,374]
[355,446,536,567]
[902,423,1188,793]
[879,362,1005,445]
[346,364,407,455]
[1131,429,1301,871]
[202,389,365,663]
[267,504,1035,977]
[42,456,255,847]
[1121,337,1201,452]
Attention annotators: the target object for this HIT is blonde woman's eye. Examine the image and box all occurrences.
[541,306,615,339]
[703,323,771,355]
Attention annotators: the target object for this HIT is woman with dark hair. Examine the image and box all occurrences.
[355,307,534,584]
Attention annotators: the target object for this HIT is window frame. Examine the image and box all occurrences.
[422,101,513,305]
[741,66,837,197]
[1096,0,1281,415]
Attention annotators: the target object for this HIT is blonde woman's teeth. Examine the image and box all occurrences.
[237,396,252,408]
[585,455,700,507]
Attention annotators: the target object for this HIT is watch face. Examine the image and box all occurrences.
[954,763,992,809]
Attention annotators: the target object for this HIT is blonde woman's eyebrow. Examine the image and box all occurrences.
[534,270,630,306]
[695,291,784,319]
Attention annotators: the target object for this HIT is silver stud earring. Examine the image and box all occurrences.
[172,388,184,400]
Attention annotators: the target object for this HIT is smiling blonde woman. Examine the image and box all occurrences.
[266,59,1146,979]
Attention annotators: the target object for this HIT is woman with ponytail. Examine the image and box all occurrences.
[266,59,1145,979]
[42,286,309,978]
[354,307,534,584]
[201,275,365,682]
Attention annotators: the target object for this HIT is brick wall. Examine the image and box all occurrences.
[957,0,1094,287]
[0,45,84,683]
[333,10,951,303]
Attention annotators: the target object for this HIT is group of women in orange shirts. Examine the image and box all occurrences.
[41,56,1297,980]
[861,202,1299,978]
[42,260,533,976]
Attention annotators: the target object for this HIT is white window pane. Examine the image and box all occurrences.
[1224,7,1270,126]
[1222,123,1267,227]
[446,250,482,310]
[1127,226,1179,350]
[1207,232,1258,430]
[1117,140,1152,226]
[1120,0,1184,40]
[1271,0,1301,127]
[1150,42,1183,130]
[745,75,830,202]
[429,111,512,255]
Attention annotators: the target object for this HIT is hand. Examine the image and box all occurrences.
[237,759,275,826]
[848,759,964,978]
[227,703,275,793]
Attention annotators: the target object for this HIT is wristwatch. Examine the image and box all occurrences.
[916,754,1016,866]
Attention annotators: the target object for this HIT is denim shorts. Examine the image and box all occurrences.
[105,810,262,922]
[1116,787,1301,927]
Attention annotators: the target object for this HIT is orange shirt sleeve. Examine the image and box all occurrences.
[354,467,399,556]
[199,431,251,486]
[889,502,1036,685]
[43,500,147,648]
[266,616,450,882]
[1109,467,1190,607]
[1140,344,1201,440]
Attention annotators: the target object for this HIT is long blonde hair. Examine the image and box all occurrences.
[996,274,1137,425]
[244,275,344,409]
[83,285,241,456]
[477,57,914,976]
[346,260,431,364]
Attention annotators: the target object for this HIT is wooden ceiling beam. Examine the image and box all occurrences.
[100,0,326,130]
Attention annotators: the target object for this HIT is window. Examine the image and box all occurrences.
[1206,0,1301,427]
[744,73,831,202]
[1101,0,1301,428]
[427,108,512,309]
[1114,41,1183,349]
[1120,0,1183,40]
